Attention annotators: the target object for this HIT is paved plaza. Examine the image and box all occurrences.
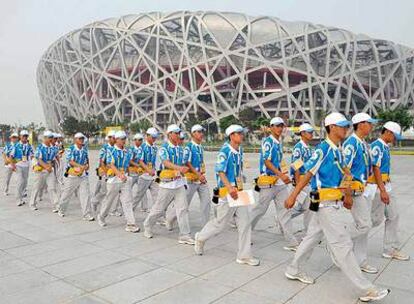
[0,151,413,304]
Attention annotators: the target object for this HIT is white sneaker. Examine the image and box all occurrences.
[4,191,9,196]
[125,225,140,233]
[31,206,38,211]
[283,245,298,252]
[178,236,195,245]
[97,215,107,227]
[194,233,204,255]
[58,210,65,217]
[361,264,379,274]
[359,288,390,302]
[52,208,59,213]
[382,250,410,261]
[166,220,174,231]
[236,257,260,266]
[144,229,153,239]
[285,271,315,284]
[17,201,24,207]
[83,215,95,222]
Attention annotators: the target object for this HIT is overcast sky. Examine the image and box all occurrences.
[1,0,413,126]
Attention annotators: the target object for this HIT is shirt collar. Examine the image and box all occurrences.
[270,134,280,144]
[168,140,178,148]
[191,140,201,147]
[74,144,83,151]
[299,139,308,148]
[145,140,153,147]
[326,137,339,150]
[378,138,389,148]
[351,133,365,144]
[114,144,126,151]
[226,142,240,154]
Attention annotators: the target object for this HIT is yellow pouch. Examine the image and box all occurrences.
[367,174,390,184]
[291,159,304,171]
[97,165,107,176]
[218,184,244,198]
[185,172,199,182]
[159,169,180,180]
[319,188,343,201]
[257,175,278,187]
[107,168,124,177]
[201,163,206,174]
[128,166,144,175]
[68,167,84,176]
[33,165,44,172]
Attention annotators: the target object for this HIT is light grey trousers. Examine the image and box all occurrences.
[291,186,312,233]
[166,182,211,227]
[29,170,59,209]
[144,185,191,236]
[197,199,252,259]
[250,184,299,246]
[4,166,14,193]
[59,176,92,217]
[286,203,374,293]
[16,166,29,203]
[131,176,158,211]
[99,178,136,225]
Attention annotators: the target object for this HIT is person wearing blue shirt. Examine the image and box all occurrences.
[14,130,33,206]
[29,131,59,211]
[91,130,116,214]
[343,113,379,274]
[368,121,409,261]
[2,132,19,196]
[132,127,159,212]
[57,133,94,221]
[250,117,299,251]
[144,124,195,245]
[194,124,260,267]
[290,123,314,233]
[128,133,148,211]
[284,113,390,303]
[165,124,211,228]
[97,131,139,233]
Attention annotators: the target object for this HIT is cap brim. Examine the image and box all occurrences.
[302,128,314,133]
[367,118,379,124]
[394,132,402,140]
[334,120,351,127]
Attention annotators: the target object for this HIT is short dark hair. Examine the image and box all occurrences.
[353,123,359,131]
[381,127,387,134]
[325,126,331,134]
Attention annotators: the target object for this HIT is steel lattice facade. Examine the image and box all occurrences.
[37,11,414,130]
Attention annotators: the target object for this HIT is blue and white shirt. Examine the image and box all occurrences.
[3,142,16,158]
[259,135,283,176]
[98,143,114,165]
[370,138,390,175]
[343,133,371,183]
[183,141,205,172]
[290,140,313,176]
[66,144,89,176]
[34,144,58,164]
[159,141,185,188]
[130,144,142,164]
[138,141,158,166]
[304,138,345,191]
[215,143,243,188]
[106,145,132,172]
[12,142,34,162]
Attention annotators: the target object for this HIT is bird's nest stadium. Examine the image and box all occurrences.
[37,11,414,131]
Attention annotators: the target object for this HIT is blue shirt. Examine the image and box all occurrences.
[3,142,16,157]
[138,141,158,166]
[215,143,243,188]
[305,138,346,191]
[12,142,34,160]
[290,140,313,175]
[34,144,58,163]
[183,141,204,172]
[343,134,371,183]
[106,145,132,171]
[259,135,283,176]
[159,141,185,169]
[66,145,88,167]
[370,138,390,175]
[130,144,142,163]
[98,143,114,165]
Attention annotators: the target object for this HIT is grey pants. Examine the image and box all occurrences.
[29,170,59,209]
[166,182,211,227]
[4,166,14,193]
[250,184,299,246]
[99,178,136,225]
[16,166,29,203]
[59,176,92,217]
[144,185,190,236]
[369,184,400,254]
[197,199,252,259]
[291,186,312,233]
[92,179,107,207]
[132,176,158,211]
[286,203,374,292]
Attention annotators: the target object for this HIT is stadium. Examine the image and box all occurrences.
[37,11,414,131]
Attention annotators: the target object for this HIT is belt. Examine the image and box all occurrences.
[128,166,144,175]
[319,188,343,202]
[185,172,199,182]
[218,185,243,198]
[367,174,390,184]
[107,168,125,177]
[256,175,278,188]
[319,201,343,208]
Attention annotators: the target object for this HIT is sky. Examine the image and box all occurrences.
[1,0,413,126]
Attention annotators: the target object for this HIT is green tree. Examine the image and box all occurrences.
[377,106,414,131]
[0,124,12,144]
[252,116,270,129]
[129,119,152,134]
[219,115,240,131]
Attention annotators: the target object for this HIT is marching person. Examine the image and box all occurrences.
[129,133,147,211]
[250,117,299,251]
[97,131,139,232]
[194,124,260,266]
[2,132,19,196]
[57,133,94,220]
[165,124,211,228]
[143,124,195,245]
[343,113,379,274]
[284,112,390,303]
[14,130,34,206]
[133,127,159,212]
[290,123,314,233]
[29,131,59,211]
[91,130,116,213]
[367,121,410,261]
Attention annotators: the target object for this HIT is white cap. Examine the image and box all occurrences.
[351,113,378,124]
[53,133,60,138]
[43,130,54,138]
[133,133,144,140]
[179,131,186,139]
[191,124,205,133]
[56,133,63,138]
[20,130,29,136]
[167,124,181,133]
[146,127,159,138]
[225,124,244,136]
[324,112,351,127]
[10,132,18,138]
[299,123,314,133]
[270,117,285,126]
[107,130,116,137]
[74,132,85,139]
[383,121,402,140]
[115,131,127,139]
